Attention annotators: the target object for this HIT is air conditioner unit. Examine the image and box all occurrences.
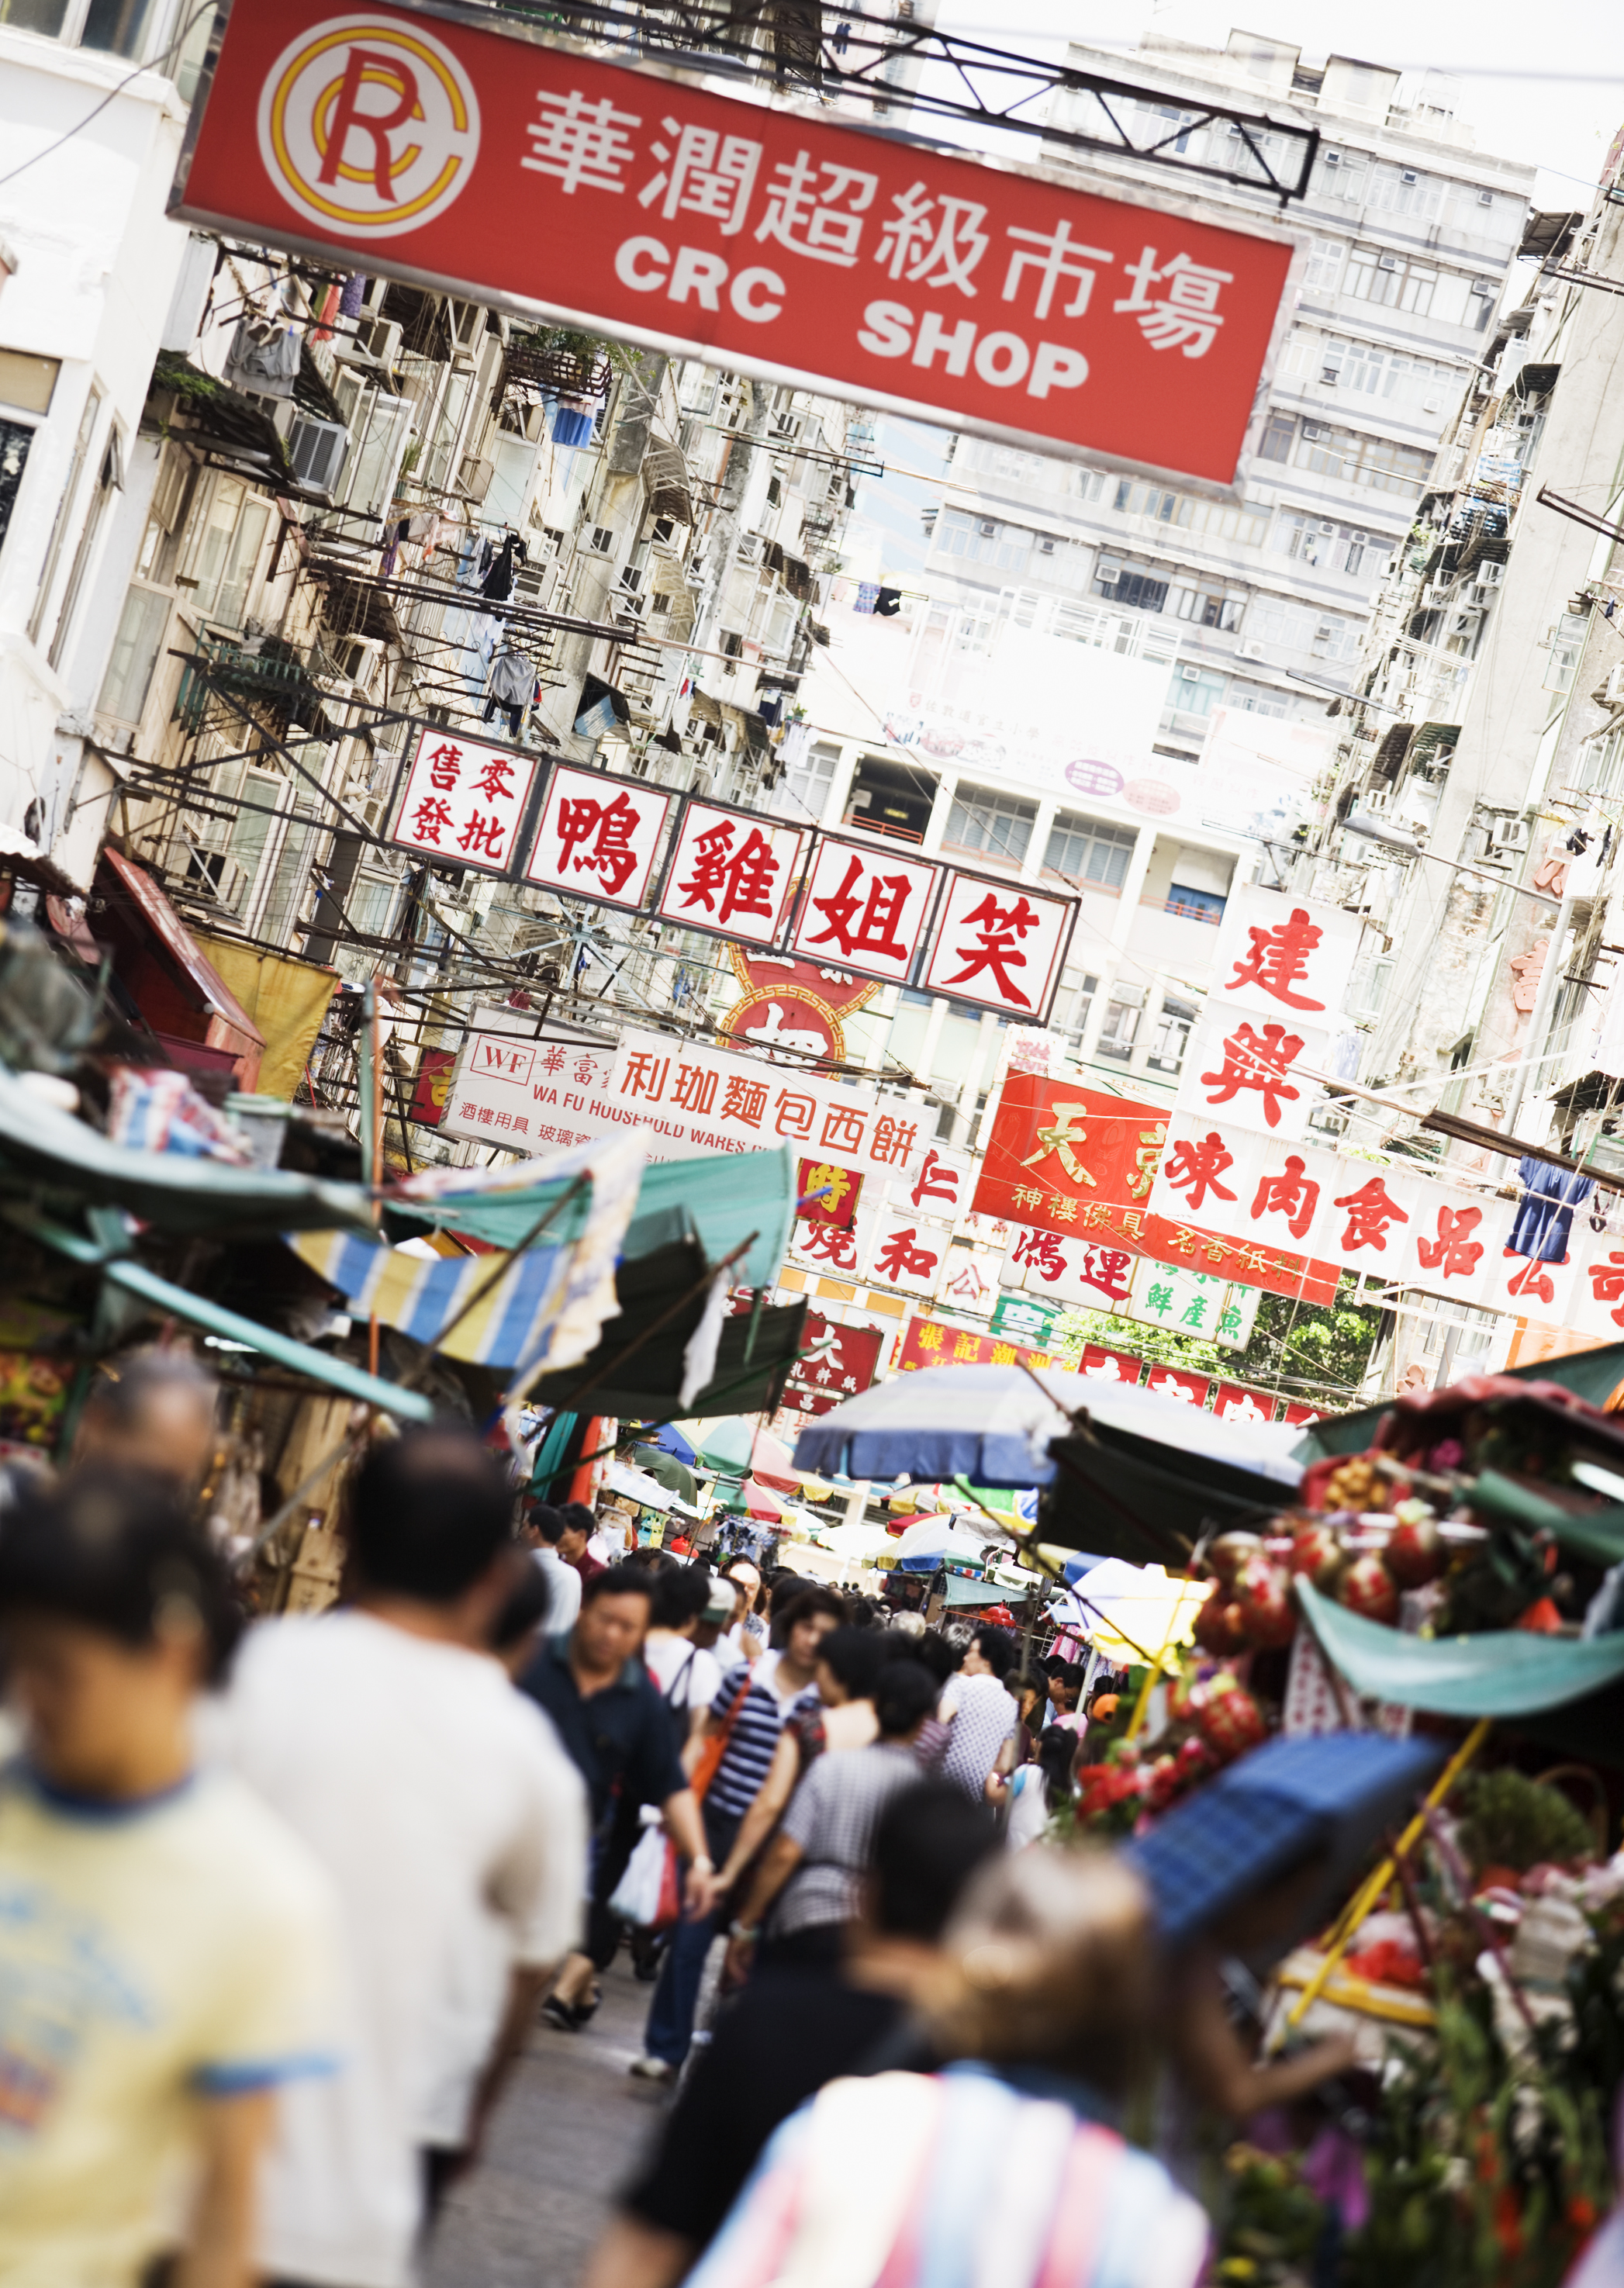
[339,316,402,368]
[736,534,762,564]
[288,411,347,495]
[1179,663,1203,682]
[458,454,493,503]
[1478,188,1494,206]
[587,526,614,554]
[1401,168,1418,185]
[1478,559,1505,586]
[1238,640,1268,660]
[336,635,383,690]
[1324,150,1341,167]
[1603,662,1624,706]
[1377,254,1400,271]
[1488,816,1531,855]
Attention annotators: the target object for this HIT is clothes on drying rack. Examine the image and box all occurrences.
[224,318,302,399]
[338,273,368,318]
[480,532,527,603]
[1508,1156,1595,1263]
[483,647,539,740]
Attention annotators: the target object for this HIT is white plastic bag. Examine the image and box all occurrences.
[610,1820,674,1927]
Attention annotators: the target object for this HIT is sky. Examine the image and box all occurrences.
[931,0,1621,211]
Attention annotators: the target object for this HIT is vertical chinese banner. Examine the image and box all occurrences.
[388,726,544,873]
[779,1315,886,1417]
[523,765,675,909]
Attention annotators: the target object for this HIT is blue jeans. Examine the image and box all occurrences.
[643,1802,738,2066]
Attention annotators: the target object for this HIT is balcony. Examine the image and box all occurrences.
[173,634,343,741]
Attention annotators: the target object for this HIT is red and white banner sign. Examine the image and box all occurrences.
[524,764,673,910]
[779,1313,885,1418]
[656,800,809,946]
[1206,883,1363,1028]
[176,2,1297,483]
[789,837,941,986]
[920,871,1076,1021]
[389,725,543,873]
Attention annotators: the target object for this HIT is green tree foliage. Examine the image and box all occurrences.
[1049,1273,1380,1407]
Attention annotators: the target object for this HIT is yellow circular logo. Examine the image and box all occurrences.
[257,14,479,238]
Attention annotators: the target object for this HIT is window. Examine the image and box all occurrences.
[1546,611,1589,696]
[1094,562,1168,612]
[0,0,162,51]
[0,418,33,561]
[1165,885,1225,923]
[184,477,271,626]
[1174,586,1246,631]
[1273,510,1393,580]
[1366,162,1443,222]
[28,382,99,645]
[1303,237,1346,294]
[1293,422,1432,497]
[1045,810,1137,888]
[97,584,170,724]
[777,736,839,824]
[945,783,1035,865]
[1097,985,1144,1062]
[1166,664,1225,717]
[1029,534,1092,591]
[1313,149,1368,203]
[1147,994,1198,1070]
[48,422,122,669]
[1259,410,1296,462]
[1055,973,1098,1052]
[935,507,1029,571]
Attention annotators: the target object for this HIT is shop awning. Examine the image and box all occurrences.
[189,932,337,1102]
[525,1238,807,1420]
[1293,1342,1624,1461]
[97,850,266,1090]
[0,1063,371,1236]
[390,1144,796,1291]
[1300,1578,1624,1717]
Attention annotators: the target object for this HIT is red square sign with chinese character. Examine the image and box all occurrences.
[782,1313,886,1418]
[523,764,674,910]
[796,1159,864,1227]
[658,800,809,946]
[790,837,941,985]
[920,871,1076,1025]
[389,725,543,874]
[896,1318,1051,1373]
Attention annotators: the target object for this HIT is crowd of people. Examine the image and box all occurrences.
[0,1348,1367,2288]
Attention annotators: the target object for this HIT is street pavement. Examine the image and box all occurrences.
[427,1958,668,2288]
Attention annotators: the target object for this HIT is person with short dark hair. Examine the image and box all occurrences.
[632,1586,845,2082]
[223,1426,587,2288]
[583,1782,999,2288]
[0,1470,341,2288]
[724,1659,942,1979]
[73,1344,219,1495]
[489,1562,553,1680]
[940,1625,1019,1802]
[558,1499,607,1588]
[520,1564,714,2034]
[520,1502,581,1633]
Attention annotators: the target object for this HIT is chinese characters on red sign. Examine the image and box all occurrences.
[920,871,1076,1023]
[895,1319,1052,1374]
[780,1313,885,1418]
[181,2,1296,482]
[389,726,544,874]
[526,764,674,908]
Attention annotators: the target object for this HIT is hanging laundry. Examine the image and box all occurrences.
[338,273,368,318]
[224,318,302,399]
[1508,1157,1594,1263]
[484,646,538,741]
[311,282,340,344]
[379,515,409,575]
[480,532,527,603]
[551,402,595,449]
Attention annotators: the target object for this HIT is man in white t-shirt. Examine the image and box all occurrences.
[640,1568,725,1744]
[224,1428,588,2288]
[522,1503,582,1634]
[940,1624,1019,1802]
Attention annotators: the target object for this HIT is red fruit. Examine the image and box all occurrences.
[1235,1557,1297,1649]
[1193,1588,1248,1654]
[1338,1550,1400,1625]
[1208,1530,1266,1586]
[1196,1676,1267,1761]
[1146,1755,1181,1811]
[1175,1734,1216,1781]
[1287,1522,1346,1592]
[1385,1515,1445,1588]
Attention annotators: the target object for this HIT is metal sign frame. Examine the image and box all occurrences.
[170,0,1308,500]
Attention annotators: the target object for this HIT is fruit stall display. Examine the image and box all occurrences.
[1066,1374,1624,2286]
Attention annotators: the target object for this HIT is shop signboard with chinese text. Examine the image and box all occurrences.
[990,1292,1060,1349]
[788,837,942,986]
[523,763,675,910]
[895,1319,1052,1373]
[608,1026,925,1180]
[176,0,1300,488]
[720,947,880,1062]
[889,1144,973,1223]
[976,1070,1340,1308]
[655,800,810,947]
[1123,1256,1260,1350]
[441,1022,615,1150]
[388,725,544,874]
[918,871,1076,1025]
[780,1313,886,1418]
[862,1210,954,1298]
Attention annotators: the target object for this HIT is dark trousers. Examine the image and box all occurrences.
[642,1800,738,2066]
[585,1793,644,1972]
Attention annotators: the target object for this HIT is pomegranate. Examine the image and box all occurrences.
[1337,1550,1400,1626]
[1235,1557,1297,1649]
[1286,1521,1346,1592]
[1175,1734,1216,1782]
[1207,1530,1266,1585]
[1146,1754,1181,1811]
[1193,1589,1249,1654]
[1195,1675,1267,1762]
[1384,1509,1445,1588]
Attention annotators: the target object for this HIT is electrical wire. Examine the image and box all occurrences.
[0,2,216,192]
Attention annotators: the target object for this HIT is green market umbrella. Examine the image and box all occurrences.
[629,1443,697,1505]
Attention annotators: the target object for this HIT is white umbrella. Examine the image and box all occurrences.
[1049,1560,1211,1669]
[603,1457,679,1512]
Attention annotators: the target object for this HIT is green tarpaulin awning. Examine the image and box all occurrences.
[0,1066,371,1236]
[525,1239,807,1421]
[1299,1578,1624,1716]
[392,1147,796,1291]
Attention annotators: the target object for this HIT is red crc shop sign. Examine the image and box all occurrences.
[387,743,1080,1025]
[175,2,1297,484]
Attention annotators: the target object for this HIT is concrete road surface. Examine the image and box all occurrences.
[427,1958,669,2288]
